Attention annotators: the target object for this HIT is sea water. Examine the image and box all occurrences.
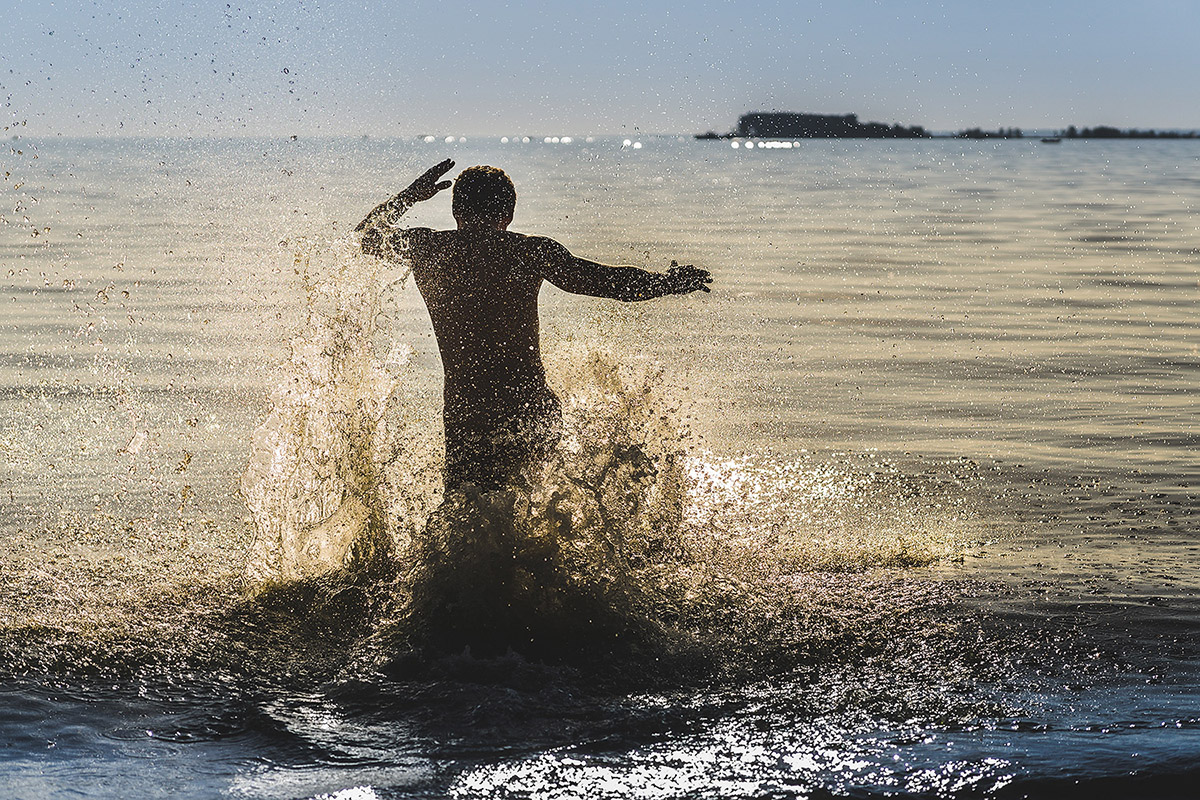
[1,135,1198,797]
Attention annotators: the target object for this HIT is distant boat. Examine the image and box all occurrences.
[1040,137,1062,144]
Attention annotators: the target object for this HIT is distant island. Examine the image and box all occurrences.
[697,112,928,139]
[1057,125,1197,139]
[697,112,1198,140]
[956,125,1198,139]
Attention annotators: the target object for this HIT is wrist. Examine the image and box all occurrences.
[661,271,682,295]
[389,191,414,209]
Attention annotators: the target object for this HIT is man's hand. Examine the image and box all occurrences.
[356,159,455,232]
[664,260,712,294]
[398,158,455,204]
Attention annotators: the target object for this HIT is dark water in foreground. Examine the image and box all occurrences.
[1,136,1198,797]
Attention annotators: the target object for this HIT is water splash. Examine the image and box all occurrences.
[388,350,691,660]
[0,235,981,684]
[235,236,978,676]
[240,236,419,585]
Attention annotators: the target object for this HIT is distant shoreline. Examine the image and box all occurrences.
[696,113,1199,141]
[10,129,1200,143]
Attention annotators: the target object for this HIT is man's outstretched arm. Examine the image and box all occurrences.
[356,159,454,258]
[539,240,712,301]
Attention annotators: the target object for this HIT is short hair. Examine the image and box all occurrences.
[452,165,516,222]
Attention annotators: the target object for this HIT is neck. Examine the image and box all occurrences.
[455,217,510,232]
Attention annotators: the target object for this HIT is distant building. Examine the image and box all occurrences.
[735,112,928,139]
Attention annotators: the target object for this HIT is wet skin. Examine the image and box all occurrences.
[357,160,712,487]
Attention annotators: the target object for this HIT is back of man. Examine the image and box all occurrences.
[357,160,711,491]
[404,227,563,488]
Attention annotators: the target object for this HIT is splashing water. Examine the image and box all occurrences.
[240,236,422,585]
[237,237,976,675]
[386,348,692,661]
[0,231,981,685]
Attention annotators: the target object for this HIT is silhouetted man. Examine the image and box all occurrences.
[357,159,711,491]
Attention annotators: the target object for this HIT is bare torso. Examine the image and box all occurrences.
[400,227,562,433]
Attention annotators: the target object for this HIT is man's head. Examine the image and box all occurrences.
[452,165,516,229]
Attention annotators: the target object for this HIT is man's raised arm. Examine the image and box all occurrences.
[356,159,455,257]
[537,238,712,301]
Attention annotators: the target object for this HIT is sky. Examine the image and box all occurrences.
[3,0,1198,137]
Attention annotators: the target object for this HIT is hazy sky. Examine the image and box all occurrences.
[4,0,1197,136]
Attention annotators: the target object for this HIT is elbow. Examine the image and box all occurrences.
[360,229,384,258]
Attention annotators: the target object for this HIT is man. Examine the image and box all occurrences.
[357,159,711,491]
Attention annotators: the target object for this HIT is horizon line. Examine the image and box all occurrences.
[10,127,1200,141]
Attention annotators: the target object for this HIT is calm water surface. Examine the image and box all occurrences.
[1,136,1198,798]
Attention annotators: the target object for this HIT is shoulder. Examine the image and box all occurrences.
[393,226,437,247]
[518,234,571,264]
[389,227,449,262]
[507,234,570,280]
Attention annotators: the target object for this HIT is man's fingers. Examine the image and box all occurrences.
[416,160,455,185]
[435,180,452,191]
[671,263,710,278]
[665,262,713,294]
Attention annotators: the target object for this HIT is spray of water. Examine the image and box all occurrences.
[235,237,975,679]
[0,230,982,683]
[240,237,418,585]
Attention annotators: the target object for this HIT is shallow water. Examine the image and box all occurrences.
[2,135,1198,797]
